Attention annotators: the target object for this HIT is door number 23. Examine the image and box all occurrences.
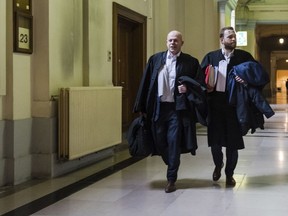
[20,33,28,43]
[18,27,30,49]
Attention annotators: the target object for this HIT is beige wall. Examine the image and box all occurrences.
[32,0,152,116]
[86,0,150,87]
[49,0,84,93]
[48,0,151,92]
[0,0,6,98]
[32,0,220,118]
[0,0,6,120]
[3,0,31,121]
[12,55,32,119]
[182,0,219,60]
[152,0,219,61]
[31,0,153,118]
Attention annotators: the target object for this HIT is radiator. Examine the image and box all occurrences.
[58,87,122,160]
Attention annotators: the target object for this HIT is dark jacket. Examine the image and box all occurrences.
[201,49,255,150]
[227,61,275,135]
[133,51,203,155]
[178,75,208,126]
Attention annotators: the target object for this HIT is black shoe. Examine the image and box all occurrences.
[226,176,236,187]
[213,163,224,181]
[165,181,176,193]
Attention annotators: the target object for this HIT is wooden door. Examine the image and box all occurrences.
[113,3,147,131]
[117,18,134,129]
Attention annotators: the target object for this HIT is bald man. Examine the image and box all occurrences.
[133,30,204,193]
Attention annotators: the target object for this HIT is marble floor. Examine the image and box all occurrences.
[1,92,288,216]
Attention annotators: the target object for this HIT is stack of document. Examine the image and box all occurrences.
[205,65,218,88]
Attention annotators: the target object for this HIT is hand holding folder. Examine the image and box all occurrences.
[205,65,218,88]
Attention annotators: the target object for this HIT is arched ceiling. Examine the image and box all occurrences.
[234,0,288,68]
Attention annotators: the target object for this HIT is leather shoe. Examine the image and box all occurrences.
[165,181,176,193]
[213,163,224,181]
[226,176,236,187]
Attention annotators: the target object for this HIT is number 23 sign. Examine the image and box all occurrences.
[18,27,30,49]
[14,12,33,54]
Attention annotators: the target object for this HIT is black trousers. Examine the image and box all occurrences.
[211,144,238,177]
[208,92,240,177]
[154,102,181,182]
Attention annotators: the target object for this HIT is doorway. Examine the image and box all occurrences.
[112,3,147,130]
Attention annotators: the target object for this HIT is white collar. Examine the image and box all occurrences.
[167,51,181,59]
[221,48,234,58]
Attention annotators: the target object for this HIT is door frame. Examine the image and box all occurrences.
[112,2,147,128]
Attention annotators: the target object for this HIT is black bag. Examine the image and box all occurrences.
[127,116,153,157]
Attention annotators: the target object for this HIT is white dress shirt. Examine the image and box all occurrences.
[215,49,234,92]
[158,52,180,102]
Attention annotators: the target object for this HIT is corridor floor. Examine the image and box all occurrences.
[1,92,288,216]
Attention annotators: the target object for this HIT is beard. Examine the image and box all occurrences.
[224,42,236,50]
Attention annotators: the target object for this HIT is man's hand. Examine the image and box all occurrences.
[206,85,214,92]
[178,84,187,93]
[235,75,245,84]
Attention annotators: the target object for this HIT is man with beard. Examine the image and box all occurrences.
[201,26,255,187]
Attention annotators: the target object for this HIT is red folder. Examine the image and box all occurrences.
[205,65,217,88]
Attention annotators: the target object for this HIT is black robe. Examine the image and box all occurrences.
[201,49,255,150]
[133,51,204,155]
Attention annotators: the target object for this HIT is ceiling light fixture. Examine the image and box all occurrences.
[279,25,285,44]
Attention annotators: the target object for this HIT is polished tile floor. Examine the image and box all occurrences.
[1,92,288,216]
